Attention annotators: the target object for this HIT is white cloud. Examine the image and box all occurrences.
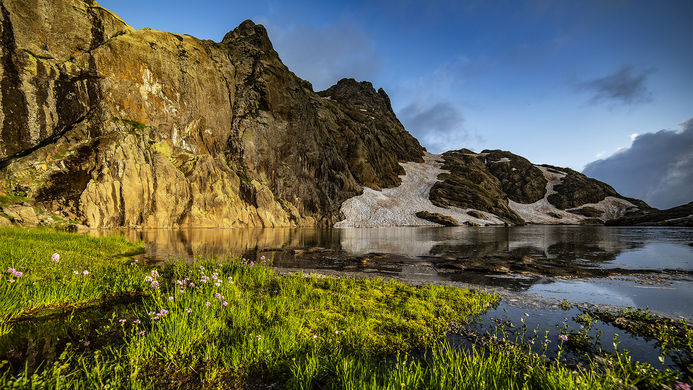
[583,118,693,209]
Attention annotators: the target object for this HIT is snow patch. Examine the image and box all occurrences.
[335,153,505,227]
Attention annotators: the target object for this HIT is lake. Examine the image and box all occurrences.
[97,225,693,318]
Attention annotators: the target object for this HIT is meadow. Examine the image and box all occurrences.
[0,227,690,389]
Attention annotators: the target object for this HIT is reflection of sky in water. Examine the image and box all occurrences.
[527,279,693,318]
[605,242,693,270]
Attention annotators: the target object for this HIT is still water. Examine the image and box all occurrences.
[99,226,693,318]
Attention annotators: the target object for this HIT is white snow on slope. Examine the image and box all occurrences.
[508,166,636,224]
[335,153,504,227]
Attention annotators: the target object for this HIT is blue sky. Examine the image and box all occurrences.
[99,0,692,200]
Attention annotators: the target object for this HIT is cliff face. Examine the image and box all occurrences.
[0,0,423,228]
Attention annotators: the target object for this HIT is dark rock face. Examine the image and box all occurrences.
[543,165,648,210]
[0,1,423,228]
[415,211,459,226]
[606,202,693,226]
[429,149,524,225]
[480,150,547,204]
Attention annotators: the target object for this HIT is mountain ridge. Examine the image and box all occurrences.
[0,0,657,228]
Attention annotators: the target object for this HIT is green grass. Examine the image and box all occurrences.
[0,227,690,389]
[0,227,146,324]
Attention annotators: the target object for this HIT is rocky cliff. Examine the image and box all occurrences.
[0,0,651,229]
[0,0,423,228]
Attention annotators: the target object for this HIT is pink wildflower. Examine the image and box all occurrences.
[168,296,174,300]
[83,340,90,347]
[214,293,222,299]
[186,308,192,313]
[144,276,153,282]
[119,319,127,323]
[222,301,228,307]
[150,280,159,288]
[260,256,265,261]
[150,270,160,278]
[133,319,141,324]
[205,301,211,306]
[13,271,23,278]
[82,270,89,275]
[558,334,568,342]
[675,382,691,390]
[6,268,15,274]
[52,253,60,263]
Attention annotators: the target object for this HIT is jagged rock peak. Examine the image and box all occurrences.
[319,78,396,116]
[222,19,274,51]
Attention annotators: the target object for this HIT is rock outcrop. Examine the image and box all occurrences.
[0,0,423,228]
[606,202,693,227]
[426,149,644,225]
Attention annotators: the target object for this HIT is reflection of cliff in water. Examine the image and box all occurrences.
[92,228,342,262]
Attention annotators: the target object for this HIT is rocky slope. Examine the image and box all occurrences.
[606,202,693,227]
[336,149,646,227]
[0,0,652,228]
[0,0,423,228]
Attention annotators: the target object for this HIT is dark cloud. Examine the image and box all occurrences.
[583,118,693,209]
[264,22,381,91]
[398,101,472,153]
[577,65,654,106]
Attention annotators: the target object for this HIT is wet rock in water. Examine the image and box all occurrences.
[415,211,459,226]
[464,220,482,226]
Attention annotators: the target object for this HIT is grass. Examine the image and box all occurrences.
[0,227,146,324]
[0,227,691,389]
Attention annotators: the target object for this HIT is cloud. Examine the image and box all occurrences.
[398,101,473,153]
[583,118,693,209]
[576,65,654,106]
[263,21,381,91]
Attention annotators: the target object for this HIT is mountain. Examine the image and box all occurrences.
[0,0,650,228]
[605,202,693,227]
[0,0,423,228]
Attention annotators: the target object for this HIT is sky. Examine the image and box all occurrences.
[99,0,693,208]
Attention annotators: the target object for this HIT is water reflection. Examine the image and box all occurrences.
[92,226,693,315]
[95,226,693,270]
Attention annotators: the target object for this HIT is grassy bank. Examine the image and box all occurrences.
[0,227,690,389]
